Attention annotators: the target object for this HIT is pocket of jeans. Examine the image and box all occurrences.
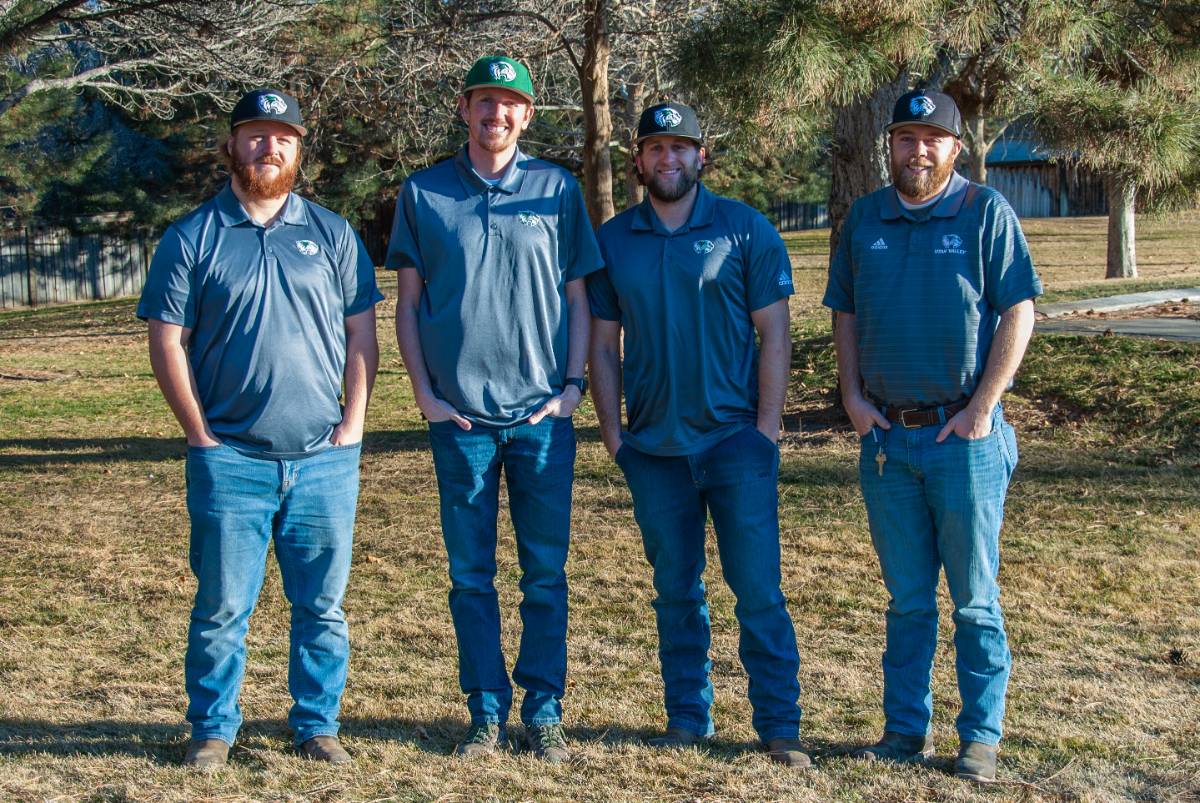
[747,426,780,451]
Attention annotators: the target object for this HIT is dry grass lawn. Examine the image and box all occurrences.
[0,213,1197,801]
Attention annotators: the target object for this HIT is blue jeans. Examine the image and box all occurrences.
[184,442,360,746]
[427,416,575,727]
[616,425,802,742]
[859,404,1016,745]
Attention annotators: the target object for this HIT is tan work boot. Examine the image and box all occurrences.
[854,731,935,763]
[182,738,229,771]
[298,735,353,765]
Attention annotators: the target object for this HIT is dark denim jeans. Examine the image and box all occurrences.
[183,442,360,746]
[616,425,802,742]
[859,404,1016,745]
[427,416,575,727]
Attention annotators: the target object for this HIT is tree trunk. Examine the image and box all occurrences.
[623,79,645,210]
[580,0,615,227]
[963,113,988,184]
[827,74,907,262]
[1105,174,1137,279]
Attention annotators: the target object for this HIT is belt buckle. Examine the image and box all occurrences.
[898,408,923,428]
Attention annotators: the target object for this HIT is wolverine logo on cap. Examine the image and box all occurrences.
[655,108,683,128]
[909,96,936,117]
[258,94,288,115]
[489,61,517,82]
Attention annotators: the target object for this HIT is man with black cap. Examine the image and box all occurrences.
[588,102,810,768]
[385,56,602,762]
[823,88,1041,781]
[139,88,383,769]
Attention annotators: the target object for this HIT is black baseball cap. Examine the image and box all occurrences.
[230,88,307,136]
[886,89,961,138]
[636,102,703,143]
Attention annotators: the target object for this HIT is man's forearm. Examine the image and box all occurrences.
[147,321,214,445]
[339,311,379,435]
[969,299,1035,413]
[750,299,791,440]
[833,312,865,405]
[588,320,623,453]
[564,279,590,378]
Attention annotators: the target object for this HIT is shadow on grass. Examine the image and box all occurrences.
[0,429,438,468]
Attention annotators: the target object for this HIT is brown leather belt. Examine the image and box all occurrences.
[882,398,969,429]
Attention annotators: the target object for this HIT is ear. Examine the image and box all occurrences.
[457,94,469,123]
[519,103,534,131]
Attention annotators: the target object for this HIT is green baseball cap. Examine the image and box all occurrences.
[463,56,535,104]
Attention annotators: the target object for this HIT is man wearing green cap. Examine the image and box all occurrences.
[385,56,603,763]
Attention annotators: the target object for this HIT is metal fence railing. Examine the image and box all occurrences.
[0,225,154,309]
[770,201,830,232]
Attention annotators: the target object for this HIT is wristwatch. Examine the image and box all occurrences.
[565,376,588,395]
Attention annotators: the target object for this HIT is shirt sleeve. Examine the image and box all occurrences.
[982,193,1043,312]
[744,210,794,312]
[136,224,196,326]
[563,180,604,282]
[384,179,423,276]
[586,232,622,321]
[822,202,860,313]
[339,221,385,316]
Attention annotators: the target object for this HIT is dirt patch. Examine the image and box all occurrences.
[1041,301,1200,321]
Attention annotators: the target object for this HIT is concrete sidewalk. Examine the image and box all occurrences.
[1037,287,1200,318]
[1035,287,1200,342]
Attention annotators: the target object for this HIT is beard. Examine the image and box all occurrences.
[643,158,701,203]
[226,150,299,200]
[890,151,955,202]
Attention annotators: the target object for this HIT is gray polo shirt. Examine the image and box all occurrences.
[385,146,603,426]
[588,185,795,457]
[823,171,1042,407]
[137,185,384,458]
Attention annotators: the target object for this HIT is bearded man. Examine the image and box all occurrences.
[587,102,810,769]
[138,88,383,770]
[823,89,1041,782]
[385,56,601,762]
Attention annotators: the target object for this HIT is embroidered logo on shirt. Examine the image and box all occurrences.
[778,271,793,287]
[693,239,715,254]
[518,211,540,226]
[295,240,319,256]
[870,238,888,250]
[935,233,966,255]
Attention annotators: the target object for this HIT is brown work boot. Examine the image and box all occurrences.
[955,741,998,782]
[298,735,353,765]
[854,731,935,763]
[182,738,229,771]
[761,737,814,769]
[524,723,570,764]
[455,721,506,758]
[647,727,707,748]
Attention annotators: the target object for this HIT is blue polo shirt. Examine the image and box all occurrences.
[823,172,1042,407]
[588,184,795,456]
[385,146,603,426]
[137,185,384,458]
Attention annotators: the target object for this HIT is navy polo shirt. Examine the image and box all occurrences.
[137,185,384,458]
[588,185,794,456]
[385,146,603,426]
[823,172,1042,407]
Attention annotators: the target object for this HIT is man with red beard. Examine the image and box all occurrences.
[138,88,383,770]
[588,102,810,769]
[823,89,1041,782]
[385,57,601,762]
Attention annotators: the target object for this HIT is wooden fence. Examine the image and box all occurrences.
[769,201,830,232]
[0,225,154,309]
